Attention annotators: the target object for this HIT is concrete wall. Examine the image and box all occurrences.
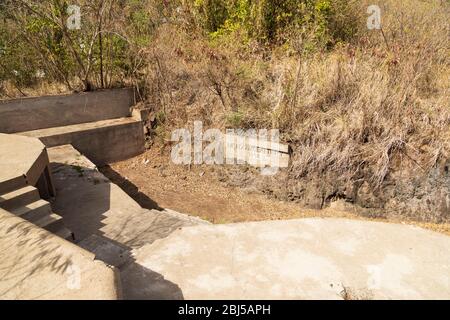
[39,120,145,166]
[0,208,121,300]
[0,88,136,133]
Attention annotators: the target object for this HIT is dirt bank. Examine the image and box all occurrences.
[100,146,450,235]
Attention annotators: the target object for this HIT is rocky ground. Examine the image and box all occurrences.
[101,146,450,235]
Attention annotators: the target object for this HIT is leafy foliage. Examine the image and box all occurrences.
[0,0,155,92]
[190,0,360,47]
[0,0,361,95]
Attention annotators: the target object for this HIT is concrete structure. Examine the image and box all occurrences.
[48,144,208,247]
[0,89,153,299]
[127,219,450,300]
[2,89,450,300]
[47,144,208,299]
[0,208,120,299]
[0,89,144,165]
[0,133,53,194]
[2,136,450,300]
[0,88,135,133]
[0,134,71,239]
[21,118,144,165]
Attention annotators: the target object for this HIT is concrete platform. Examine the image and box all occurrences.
[0,134,47,188]
[0,88,135,133]
[0,208,120,300]
[47,144,210,299]
[20,118,145,165]
[127,219,450,300]
[0,133,55,204]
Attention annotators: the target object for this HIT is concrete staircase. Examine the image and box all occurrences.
[0,89,146,242]
[0,185,73,240]
[0,88,145,166]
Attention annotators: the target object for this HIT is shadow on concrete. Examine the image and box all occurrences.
[0,215,73,299]
[100,165,163,211]
[120,260,185,300]
[50,162,112,242]
[77,233,184,300]
[49,162,184,300]
[76,229,185,299]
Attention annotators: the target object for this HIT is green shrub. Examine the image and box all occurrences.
[226,111,244,127]
[190,0,361,48]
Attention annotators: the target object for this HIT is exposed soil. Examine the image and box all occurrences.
[100,146,450,235]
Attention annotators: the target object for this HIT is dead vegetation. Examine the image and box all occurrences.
[137,0,449,222]
[107,147,450,235]
[2,0,449,222]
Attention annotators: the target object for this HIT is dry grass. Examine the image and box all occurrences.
[107,147,450,236]
[137,0,449,222]
[144,0,449,174]
[0,81,71,100]
[2,0,448,221]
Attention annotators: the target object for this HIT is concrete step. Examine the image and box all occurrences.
[55,227,75,242]
[0,176,27,195]
[9,199,52,222]
[35,213,65,233]
[7,198,74,242]
[0,186,40,211]
[78,234,131,268]
[18,117,144,165]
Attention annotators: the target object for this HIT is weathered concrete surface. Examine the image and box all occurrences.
[47,145,209,299]
[127,219,450,300]
[20,118,145,165]
[0,88,135,134]
[0,134,45,183]
[0,208,120,300]
[0,133,53,195]
[48,145,208,248]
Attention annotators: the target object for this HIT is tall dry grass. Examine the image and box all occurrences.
[143,0,449,188]
[277,0,450,187]
[2,0,447,218]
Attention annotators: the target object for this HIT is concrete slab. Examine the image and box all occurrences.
[127,218,450,300]
[47,145,208,248]
[0,208,120,300]
[20,117,145,165]
[0,133,46,185]
[78,234,132,268]
[0,88,135,133]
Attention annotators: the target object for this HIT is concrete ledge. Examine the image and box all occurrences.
[0,134,53,194]
[20,118,145,166]
[0,208,121,300]
[68,119,144,165]
[0,176,26,196]
[0,88,135,134]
